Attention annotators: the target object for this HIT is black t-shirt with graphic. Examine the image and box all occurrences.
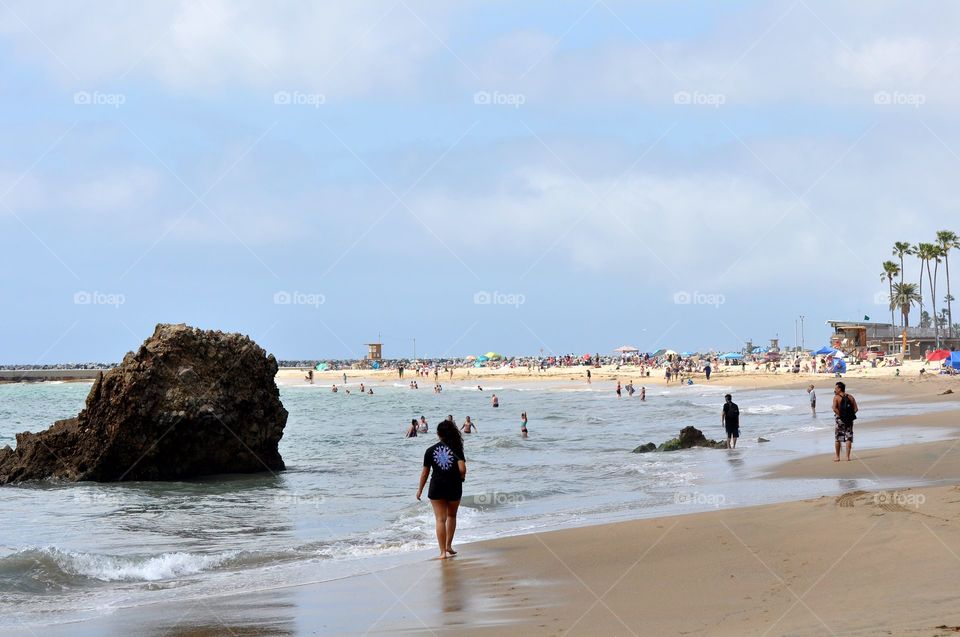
[423,442,463,483]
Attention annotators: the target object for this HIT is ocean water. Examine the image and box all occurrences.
[0,378,954,630]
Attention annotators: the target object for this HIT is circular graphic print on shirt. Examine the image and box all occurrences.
[433,445,455,470]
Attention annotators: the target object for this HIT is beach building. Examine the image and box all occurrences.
[826,319,958,359]
[366,342,383,360]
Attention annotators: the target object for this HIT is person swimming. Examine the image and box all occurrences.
[331,384,338,393]
[491,394,499,408]
[405,418,418,438]
[520,411,528,437]
[419,416,428,433]
[461,416,477,433]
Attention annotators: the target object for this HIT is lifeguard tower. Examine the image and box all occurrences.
[366,342,382,361]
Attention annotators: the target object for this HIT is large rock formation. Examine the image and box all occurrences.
[0,324,288,484]
[632,426,728,453]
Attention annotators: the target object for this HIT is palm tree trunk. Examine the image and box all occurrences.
[889,278,896,353]
[946,253,953,339]
[927,260,939,348]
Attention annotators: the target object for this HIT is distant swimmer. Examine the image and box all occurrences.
[419,416,429,433]
[520,411,528,437]
[342,373,347,384]
[461,416,477,434]
[640,386,646,401]
[368,388,373,395]
[616,381,622,399]
[447,414,456,428]
[331,384,338,393]
[722,393,740,449]
[406,418,419,438]
[492,394,499,408]
[477,385,483,391]
[360,383,365,393]
[807,384,816,416]
[626,381,635,397]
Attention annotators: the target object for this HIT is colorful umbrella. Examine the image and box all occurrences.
[465,355,477,361]
[927,349,951,362]
[614,345,639,353]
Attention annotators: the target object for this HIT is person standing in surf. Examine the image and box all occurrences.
[520,411,528,437]
[721,394,740,449]
[832,381,858,462]
[416,420,467,559]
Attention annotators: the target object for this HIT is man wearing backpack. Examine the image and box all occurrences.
[832,381,859,461]
[721,393,740,449]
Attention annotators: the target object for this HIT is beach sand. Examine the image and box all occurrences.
[32,374,959,637]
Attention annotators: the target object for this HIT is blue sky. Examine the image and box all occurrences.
[2,1,959,362]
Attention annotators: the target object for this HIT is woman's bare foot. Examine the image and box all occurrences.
[446,548,457,556]
[833,457,840,462]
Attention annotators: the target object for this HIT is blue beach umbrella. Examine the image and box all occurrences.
[719,352,743,360]
[813,346,837,356]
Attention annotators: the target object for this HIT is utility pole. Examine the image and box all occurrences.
[799,315,805,351]
[412,337,416,361]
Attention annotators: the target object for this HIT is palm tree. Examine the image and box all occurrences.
[881,261,900,350]
[890,282,921,356]
[915,242,927,312]
[893,241,914,286]
[917,243,944,347]
[936,230,958,339]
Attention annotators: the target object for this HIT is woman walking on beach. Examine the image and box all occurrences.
[417,420,467,559]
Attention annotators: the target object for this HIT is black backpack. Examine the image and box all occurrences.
[726,402,739,419]
[839,395,857,422]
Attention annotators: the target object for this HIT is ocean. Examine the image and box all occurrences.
[0,378,953,631]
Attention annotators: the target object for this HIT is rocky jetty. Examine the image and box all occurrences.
[0,324,288,484]
[632,426,728,453]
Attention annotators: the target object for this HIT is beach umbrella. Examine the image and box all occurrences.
[949,352,960,371]
[485,352,501,360]
[473,361,483,368]
[315,362,328,371]
[813,346,836,356]
[614,345,639,353]
[927,349,951,362]
[719,352,743,360]
[680,351,694,357]
[663,349,678,356]
[752,346,768,354]
[477,355,489,362]
[465,355,477,361]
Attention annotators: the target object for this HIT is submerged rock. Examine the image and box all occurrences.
[0,324,288,484]
[757,437,770,443]
[633,426,727,453]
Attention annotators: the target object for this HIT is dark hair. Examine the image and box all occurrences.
[836,381,846,392]
[411,419,418,426]
[437,420,465,460]
[724,394,732,400]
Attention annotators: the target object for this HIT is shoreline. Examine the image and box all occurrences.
[12,387,959,636]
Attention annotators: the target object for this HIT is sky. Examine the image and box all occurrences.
[2,0,959,362]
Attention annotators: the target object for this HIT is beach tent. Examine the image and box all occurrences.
[927,349,951,362]
[832,359,847,374]
[650,349,667,358]
[813,346,837,356]
[315,362,328,371]
[719,352,743,360]
[614,345,639,353]
[663,349,678,357]
[949,352,960,371]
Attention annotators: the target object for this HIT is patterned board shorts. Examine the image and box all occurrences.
[835,419,854,443]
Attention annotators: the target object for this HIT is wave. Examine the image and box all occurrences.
[743,404,794,415]
[0,547,239,589]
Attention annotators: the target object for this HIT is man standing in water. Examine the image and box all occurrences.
[807,384,816,416]
[832,381,858,461]
[721,394,740,449]
[586,368,592,384]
